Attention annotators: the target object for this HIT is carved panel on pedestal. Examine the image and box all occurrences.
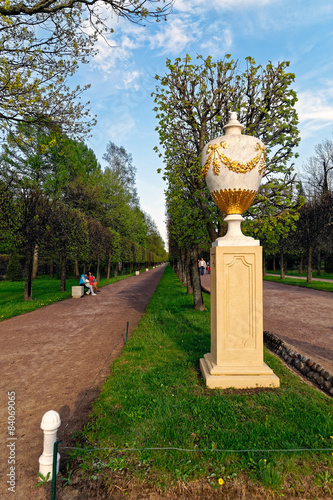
[224,254,256,350]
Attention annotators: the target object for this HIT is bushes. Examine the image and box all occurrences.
[6,253,23,281]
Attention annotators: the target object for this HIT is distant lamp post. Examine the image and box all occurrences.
[200,112,280,389]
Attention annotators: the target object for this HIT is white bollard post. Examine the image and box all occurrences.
[39,410,61,480]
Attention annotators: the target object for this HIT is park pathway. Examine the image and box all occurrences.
[201,274,333,375]
[0,265,166,500]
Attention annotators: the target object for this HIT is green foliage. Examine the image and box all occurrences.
[153,54,300,248]
[0,6,95,139]
[35,471,50,487]
[0,2,172,140]
[6,253,23,281]
[0,122,167,297]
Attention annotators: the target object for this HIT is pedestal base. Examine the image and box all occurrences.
[200,353,280,389]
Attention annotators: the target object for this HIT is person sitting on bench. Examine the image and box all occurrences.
[79,273,96,295]
[88,272,100,293]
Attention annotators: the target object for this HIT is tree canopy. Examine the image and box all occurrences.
[0,0,173,137]
[153,54,300,308]
[0,126,167,298]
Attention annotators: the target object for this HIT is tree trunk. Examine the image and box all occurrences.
[106,253,111,279]
[32,244,38,279]
[24,251,34,301]
[273,254,276,272]
[97,257,101,282]
[262,249,267,276]
[74,259,79,279]
[189,246,204,311]
[60,256,66,292]
[307,246,313,283]
[317,249,321,275]
[299,255,303,274]
[185,247,193,294]
[280,251,285,279]
[49,258,54,278]
[180,247,187,286]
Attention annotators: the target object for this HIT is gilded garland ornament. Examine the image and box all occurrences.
[202,141,266,179]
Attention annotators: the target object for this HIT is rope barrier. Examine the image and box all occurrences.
[59,445,333,454]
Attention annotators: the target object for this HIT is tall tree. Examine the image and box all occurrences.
[153,55,300,308]
[103,141,139,206]
[48,204,89,291]
[302,139,333,196]
[153,55,300,241]
[291,194,332,282]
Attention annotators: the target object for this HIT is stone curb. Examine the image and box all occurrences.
[264,331,333,397]
[201,283,333,397]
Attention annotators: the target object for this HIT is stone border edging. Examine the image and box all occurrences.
[264,331,333,397]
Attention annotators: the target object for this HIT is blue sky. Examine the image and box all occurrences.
[75,0,333,246]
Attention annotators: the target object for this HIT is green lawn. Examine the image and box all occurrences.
[263,274,333,292]
[0,273,135,321]
[265,269,333,280]
[64,265,333,496]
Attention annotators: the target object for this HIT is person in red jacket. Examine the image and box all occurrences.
[88,272,100,293]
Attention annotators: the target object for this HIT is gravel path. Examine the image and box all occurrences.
[201,274,333,374]
[0,266,166,500]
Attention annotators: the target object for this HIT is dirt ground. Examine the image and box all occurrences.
[1,268,332,500]
[0,266,166,500]
[201,275,333,374]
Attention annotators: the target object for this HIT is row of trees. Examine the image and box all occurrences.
[260,140,333,282]
[0,123,167,299]
[0,1,172,299]
[153,55,301,309]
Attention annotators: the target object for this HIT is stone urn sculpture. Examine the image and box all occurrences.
[202,112,266,245]
[199,111,280,389]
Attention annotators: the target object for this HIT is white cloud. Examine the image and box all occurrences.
[122,70,141,90]
[174,0,278,12]
[199,22,232,56]
[148,17,201,54]
[296,87,333,138]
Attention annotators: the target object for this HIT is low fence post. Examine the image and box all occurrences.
[39,410,61,480]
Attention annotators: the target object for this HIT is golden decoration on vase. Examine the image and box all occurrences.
[202,142,266,179]
[211,188,257,215]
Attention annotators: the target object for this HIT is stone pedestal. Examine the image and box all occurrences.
[200,221,279,389]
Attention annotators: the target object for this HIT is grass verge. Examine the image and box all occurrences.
[64,265,333,497]
[263,274,333,292]
[265,270,333,280]
[0,273,135,321]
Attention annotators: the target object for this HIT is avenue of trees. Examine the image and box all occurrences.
[0,130,167,299]
[0,0,171,300]
[264,140,333,283]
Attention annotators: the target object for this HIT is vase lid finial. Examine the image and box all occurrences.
[223,111,244,135]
